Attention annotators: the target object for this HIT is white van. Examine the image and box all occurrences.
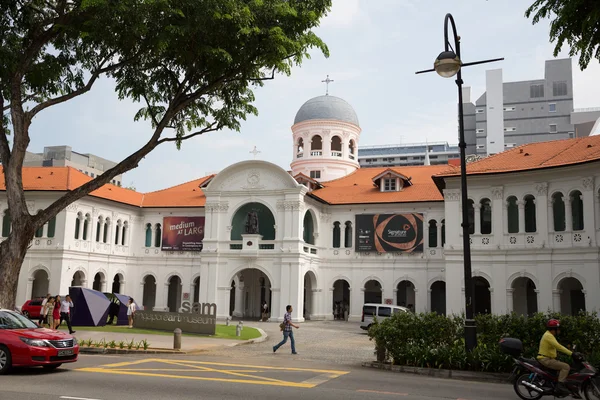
[360,303,409,330]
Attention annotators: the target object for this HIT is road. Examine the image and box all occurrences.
[1,353,516,400]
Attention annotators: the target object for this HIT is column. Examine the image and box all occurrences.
[547,199,555,232]
[327,287,334,321]
[552,289,562,312]
[474,204,481,234]
[119,280,126,295]
[436,222,442,248]
[101,279,107,293]
[427,289,432,313]
[506,288,514,313]
[26,277,34,300]
[491,188,504,245]
[595,193,600,236]
[583,190,596,243]
[503,201,509,234]
[270,288,281,322]
[517,200,525,233]
[160,282,169,311]
[233,282,244,317]
[139,281,145,309]
[565,197,572,232]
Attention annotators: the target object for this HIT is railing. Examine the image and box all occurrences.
[574,107,600,113]
[259,243,275,250]
[310,151,322,156]
[296,153,303,158]
[303,245,318,255]
[349,154,355,160]
[331,151,342,157]
[229,243,243,250]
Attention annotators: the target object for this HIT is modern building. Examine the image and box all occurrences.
[358,142,460,168]
[23,145,124,187]
[5,93,600,323]
[464,58,600,156]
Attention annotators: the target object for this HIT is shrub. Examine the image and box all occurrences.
[368,311,600,373]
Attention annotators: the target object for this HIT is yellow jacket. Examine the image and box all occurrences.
[537,331,572,360]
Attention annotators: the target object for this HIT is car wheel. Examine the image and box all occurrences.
[22,311,30,318]
[43,364,62,370]
[0,345,12,375]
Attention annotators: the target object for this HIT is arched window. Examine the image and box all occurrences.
[74,212,82,239]
[507,196,519,233]
[297,138,304,157]
[570,190,584,231]
[35,210,44,238]
[83,213,90,240]
[428,220,437,247]
[331,135,342,155]
[552,192,566,232]
[103,218,110,243]
[154,223,162,247]
[524,195,536,233]
[145,223,152,247]
[344,221,352,248]
[122,221,128,245]
[441,219,446,247]
[115,220,121,244]
[480,198,492,234]
[1,210,11,237]
[467,199,475,234]
[332,222,341,248]
[96,217,102,242]
[47,216,56,238]
[311,135,322,155]
[349,140,356,155]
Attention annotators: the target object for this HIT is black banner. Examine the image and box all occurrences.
[355,214,424,253]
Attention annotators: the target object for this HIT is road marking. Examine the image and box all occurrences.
[60,397,102,400]
[76,358,349,388]
[357,389,408,396]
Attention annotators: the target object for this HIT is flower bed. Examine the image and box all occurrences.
[368,312,600,373]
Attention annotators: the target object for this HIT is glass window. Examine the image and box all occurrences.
[332,222,341,248]
[145,224,152,247]
[378,307,392,317]
[549,124,558,133]
[530,84,544,98]
[363,306,376,317]
[393,308,406,314]
[553,81,567,96]
[524,195,537,233]
[571,191,584,231]
[507,196,519,233]
[552,193,566,232]
[0,311,38,329]
[310,171,321,179]
[383,178,397,191]
[549,103,556,112]
[428,220,437,247]
[47,217,56,238]
[467,199,475,234]
[480,199,492,234]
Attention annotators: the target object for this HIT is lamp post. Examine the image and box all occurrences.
[416,13,503,352]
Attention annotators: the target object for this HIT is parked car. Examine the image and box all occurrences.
[360,303,409,330]
[0,309,79,374]
[20,298,44,319]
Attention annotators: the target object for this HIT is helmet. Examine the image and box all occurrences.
[547,319,561,329]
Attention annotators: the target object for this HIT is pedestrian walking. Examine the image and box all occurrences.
[38,293,51,325]
[52,295,61,329]
[127,298,136,328]
[60,295,75,334]
[44,297,55,329]
[273,305,299,355]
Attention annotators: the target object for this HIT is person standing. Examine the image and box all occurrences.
[44,297,55,329]
[107,299,120,325]
[60,295,75,334]
[273,305,299,355]
[127,298,136,328]
[38,293,51,325]
[52,295,61,329]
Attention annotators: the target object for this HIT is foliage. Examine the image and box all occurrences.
[0,0,331,309]
[369,312,600,373]
[526,0,600,70]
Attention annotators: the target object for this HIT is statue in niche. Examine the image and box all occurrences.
[245,210,259,234]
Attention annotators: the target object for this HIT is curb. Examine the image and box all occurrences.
[232,328,269,346]
[362,361,510,383]
[79,347,187,355]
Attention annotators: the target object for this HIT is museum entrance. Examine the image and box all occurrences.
[230,268,272,320]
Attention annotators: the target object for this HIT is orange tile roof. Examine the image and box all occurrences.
[310,165,449,205]
[0,166,210,208]
[435,135,600,178]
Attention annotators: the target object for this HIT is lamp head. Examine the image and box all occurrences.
[434,50,461,78]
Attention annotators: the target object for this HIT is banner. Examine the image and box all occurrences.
[161,216,205,251]
[355,213,424,253]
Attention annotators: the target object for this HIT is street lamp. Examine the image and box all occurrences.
[416,13,503,352]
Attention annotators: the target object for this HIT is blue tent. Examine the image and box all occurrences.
[69,287,110,327]
[113,293,141,326]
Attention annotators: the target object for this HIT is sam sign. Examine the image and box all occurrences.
[355,213,424,253]
[161,216,205,252]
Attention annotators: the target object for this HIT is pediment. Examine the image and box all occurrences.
[205,160,300,192]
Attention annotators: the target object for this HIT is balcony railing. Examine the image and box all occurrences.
[303,245,318,255]
[296,153,303,158]
[310,151,322,156]
[331,151,342,157]
[349,154,355,160]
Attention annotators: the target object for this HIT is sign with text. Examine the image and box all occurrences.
[134,302,217,335]
[355,213,424,253]
[161,216,205,252]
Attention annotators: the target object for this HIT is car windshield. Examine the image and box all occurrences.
[0,310,39,329]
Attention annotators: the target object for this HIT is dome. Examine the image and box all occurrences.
[293,95,359,126]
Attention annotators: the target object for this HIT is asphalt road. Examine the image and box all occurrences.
[0,353,516,400]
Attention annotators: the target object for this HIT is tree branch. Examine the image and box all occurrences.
[156,122,221,144]
[141,93,159,127]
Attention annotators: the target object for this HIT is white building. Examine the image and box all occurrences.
[6,94,600,322]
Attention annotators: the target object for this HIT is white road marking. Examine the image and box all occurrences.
[60,396,102,400]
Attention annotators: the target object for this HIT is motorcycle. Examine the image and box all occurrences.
[500,338,600,400]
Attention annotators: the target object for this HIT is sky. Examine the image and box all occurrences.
[27,0,600,193]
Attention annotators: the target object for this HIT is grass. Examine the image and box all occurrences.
[58,324,261,340]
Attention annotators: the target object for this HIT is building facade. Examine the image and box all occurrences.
[6,94,600,322]
[358,142,460,168]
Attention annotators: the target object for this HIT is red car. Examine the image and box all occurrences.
[0,309,79,374]
[20,298,44,319]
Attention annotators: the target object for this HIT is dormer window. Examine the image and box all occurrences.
[383,178,397,191]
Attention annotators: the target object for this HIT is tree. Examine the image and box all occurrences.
[526,0,600,70]
[0,0,331,308]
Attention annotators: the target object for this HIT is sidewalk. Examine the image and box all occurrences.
[62,328,248,352]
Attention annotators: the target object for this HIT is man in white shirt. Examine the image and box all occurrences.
[60,295,75,334]
[38,293,51,325]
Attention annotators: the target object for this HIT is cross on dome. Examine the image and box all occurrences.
[321,75,334,95]
[249,146,261,159]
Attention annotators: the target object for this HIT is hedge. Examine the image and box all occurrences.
[368,312,600,372]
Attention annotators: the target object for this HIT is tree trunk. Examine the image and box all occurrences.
[0,218,35,310]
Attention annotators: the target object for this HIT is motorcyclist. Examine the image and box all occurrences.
[537,319,577,396]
